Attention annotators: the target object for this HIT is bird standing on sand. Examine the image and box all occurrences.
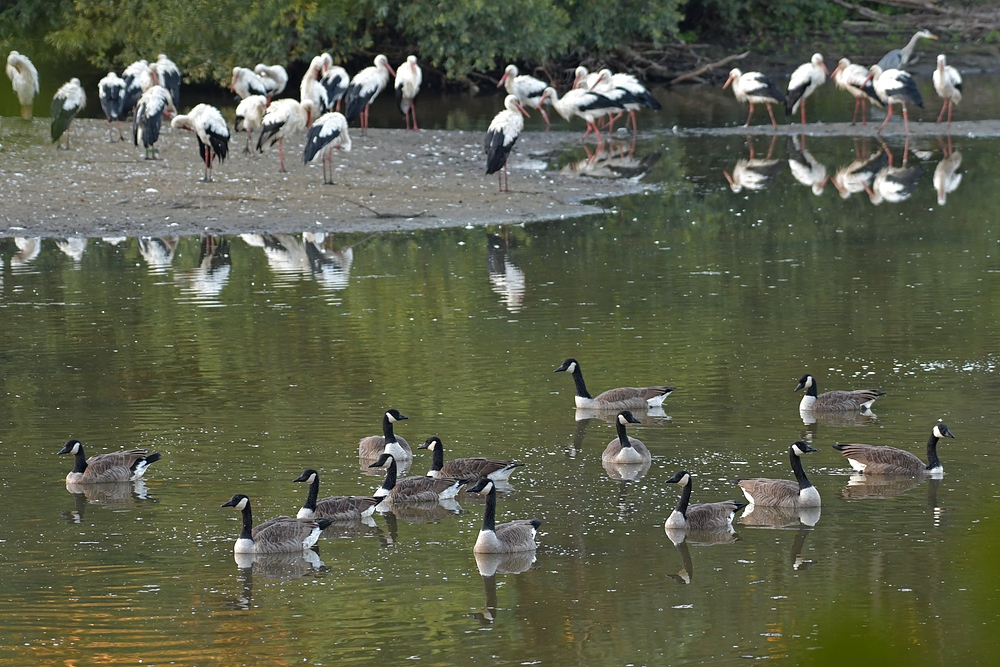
[831,58,884,125]
[394,55,422,131]
[254,63,288,99]
[99,71,127,141]
[231,66,270,100]
[866,65,923,134]
[235,94,268,153]
[51,78,86,148]
[121,59,150,116]
[498,64,551,130]
[485,94,529,193]
[320,55,350,113]
[6,51,39,120]
[133,85,176,159]
[724,68,785,127]
[171,104,230,182]
[932,54,962,125]
[154,54,182,108]
[257,98,315,172]
[304,111,352,184]
[785,53,828,124]
[541,86,622,145]
[344,54,395,135]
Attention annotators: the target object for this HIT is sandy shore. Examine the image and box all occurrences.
[0,119,650,238]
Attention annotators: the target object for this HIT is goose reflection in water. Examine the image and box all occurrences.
[55,237,87,263]
[801,407,878,428]
[229,550,327,610]
[138,237,178,273]
[176,236,231,301]
[62,478,152,523]
[786,135,828,195]
[934,136,962,206]
[739,505,819,570]
[486,233,525,312]
[378,497,464,524]
[11,237,41,270]
[867,141,923,205]
[472,551,536,624]
[840,474,943,507]
[832,140,888,200]
[723,135,783,193]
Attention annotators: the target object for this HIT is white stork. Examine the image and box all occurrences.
[231,66,270,100]
[5,51,39,120]
[786,136,827,195]
[98,71,127,141]
[723,68,785,127]
[831,57,884,125]
[344,54,395,135]
[121,59,150,116]
[831,146,888,199]
[541,86,622,145]
[155,54,182,108]
[933,144,962,206]
[723,137,783,193]
[50,78,86,148]
[320,55,349,113]
[256,98,315,172]
[572,65,597,89]
[932,54,962,125]
[394,55,422,130]
[877,30,937,70]
[254,63,288,98]
[171,103,230,182]
[590,69,661,132]
[785,53,828,124]
[484,94,529,192]
[133,85,176,159]
[303,111,352,184]
[300,55,328,112]
[866,65,923,134]
[498,64,550,129]
[868,159,922,205]
[235,94,268,153]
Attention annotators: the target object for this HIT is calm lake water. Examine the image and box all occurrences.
[2,123,1000,666]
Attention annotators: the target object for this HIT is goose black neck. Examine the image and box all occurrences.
[430,443,444,472]
[616,419,633,449]
[482,485,497,532]
[925,433,942,470]
[382,414,397,443]
[305,476,320,511]
[239,504,254,541]
[675,481,692,517]
[805,381,818,397]
[380,457,398,492]
[72,448,89,474]
[790,450,813,489]
[571,366,592,399]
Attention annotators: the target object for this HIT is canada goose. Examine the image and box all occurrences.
[221,494,333,554]
[737,442,821,508]
[369,453,466,503]
[57,439,161,483]
[602,411,650,465]
[833,423,954,476]
[467,477,541,554]
[292,469,380,521]
[795,373,884,412]
[664,471,746,531]
[418,436,524,482]
[358,409,411,460]
[554,358,674,410]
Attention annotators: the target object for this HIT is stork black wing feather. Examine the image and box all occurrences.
[208,131,229,163]
[785,83,806,115]
[484,129,516,175]
[50,99,75,143]
[343,85,373,122]
[303,124,340,163]
[256,121,283,152]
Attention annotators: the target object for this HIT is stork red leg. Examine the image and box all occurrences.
[539,106,551,131]
[766,103,777,128]
[902,104,910,135]
[936,100,947,123]
[852,98,859,125]
[411,102,419,131]
[948,100,953,126]
[278,137,287,172]
[879,104,893,132]
[745,102,754,128]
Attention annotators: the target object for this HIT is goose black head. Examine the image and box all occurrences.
[554,358,579,373]
[665,471,691,486]
[794,374,814,392]
[222,494,250,510]
[467,477,495,495]
[791,441,817,456]
[385,409,407,423]
[933,423,955,439]
[293,469,318,483]
[369,453,396,468]
[57,439,83,455]
[618,411,642,425]
[418,436,441,450]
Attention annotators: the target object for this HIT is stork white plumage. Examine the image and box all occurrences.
[304,111,352,184]
[301,55,329,112]
[723,136,783,193]
[121,59,149,116]
[866,65,923,134]
[50,78,86,148]
[831,147,888,200]
[785,53,828,124]
[231,67,270,100]
[541,86,622,145]
[344,54,395,135]
[155,54,181,108]
[235,94,268,153]
[724,68,785,127]
[932,54,962,125]
[6,51,39,120]
[254,63,288,99]
[590,69,661,132]
[498,64,550,130]
[394,55,422,131]
[170,103,230,182]
[133,85,176,159]
[484,94,529,192]
[138,61,158,94]
[831,58,883,125]
[99,71,127,141]
[320,55,349,113]
[572,65,594,89]
[934,142,961,206]
[257,98,315,172]
[786,136,827,195]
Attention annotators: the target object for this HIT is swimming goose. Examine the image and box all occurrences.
[602,411,650,465]
[292,469,381,521]
[795,373,884,412]
[664,471,746,531]
[221,494,333,554]
[554,358,674,410]
[833,423,954,476]
[58,439,161,484]
[369,453,466,503]
[467,478,541,554]
[358,409,412,460]
[418,436,524,482]
[737,442,821,508]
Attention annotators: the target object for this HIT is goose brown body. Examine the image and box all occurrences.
[555,358,674,410]
[293,469,380,521]
[601,411,650,464]
[738,442,821,508]
[833,423,954,475]
[221,494,333,554]
[419,436,523,481]
[795,374,884,412]
[468,478,540,554]
[358,409,412,460]
[370,453,466,504]
[58,439,161,484]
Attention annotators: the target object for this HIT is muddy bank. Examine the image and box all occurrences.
[0,120,652,238]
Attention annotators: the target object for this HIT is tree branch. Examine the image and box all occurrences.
[669,51,750,86]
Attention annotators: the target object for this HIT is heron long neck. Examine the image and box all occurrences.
[430,444,444,472]
[571,366,592,399]
[239,504,254,541]
[616,420,633,449]
[675,482,692,517]
[382,414,397,443]
[790,451,813,490]
[304,476,319,511]
[901,33,922,62]
[380,457,398,492]
[481,485,497,533]
[925,433,942,470]
[71,448,89,474]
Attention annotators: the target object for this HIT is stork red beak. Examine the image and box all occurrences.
[820,62,830,76]
[516,102,530,118]
[830,64,842,79]
[497,72,509,88]
[385,63,396,78]
[723,75,733,90]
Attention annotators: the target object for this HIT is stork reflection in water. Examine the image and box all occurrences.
[724,134,783,193]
